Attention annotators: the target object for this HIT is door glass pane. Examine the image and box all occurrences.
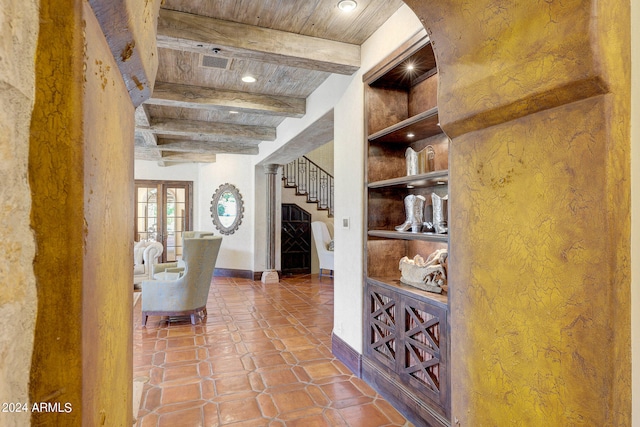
[165,187,184,261]
[136,186,158,241]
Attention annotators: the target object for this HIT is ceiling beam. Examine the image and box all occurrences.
[260,110,334,166]
[135,105,152,127]
[157,9,360,75]
[134,129,158,147]
[161,152,217,163]
[146,82,305,118]
[141,118,276,142]
[156,139,259,155]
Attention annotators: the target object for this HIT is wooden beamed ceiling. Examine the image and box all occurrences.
[137,0,403,164]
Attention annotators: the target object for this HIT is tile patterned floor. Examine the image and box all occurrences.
[133,275,413,427]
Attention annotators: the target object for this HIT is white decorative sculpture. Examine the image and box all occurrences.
[399,249,448,294]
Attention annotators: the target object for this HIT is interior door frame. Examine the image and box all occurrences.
[134,180,193,263]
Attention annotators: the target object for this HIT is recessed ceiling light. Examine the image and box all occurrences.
[242,75,257,83]
[406,63,415,71]
[338,0,357,12]
[407,133,415,138]
[229,111,239,114]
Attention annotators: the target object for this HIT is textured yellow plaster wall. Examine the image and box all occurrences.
[403,0,631,425]
[451,96,626,424]
[29,1,85,424]
[0,1,39,426]
[29,0,134,424]
[631,0,640,423]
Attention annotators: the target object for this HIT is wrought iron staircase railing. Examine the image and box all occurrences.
[282,156,334,217]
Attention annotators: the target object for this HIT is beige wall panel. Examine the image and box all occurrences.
[0,1,39,426]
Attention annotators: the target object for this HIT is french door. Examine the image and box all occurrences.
[135,180,193,262]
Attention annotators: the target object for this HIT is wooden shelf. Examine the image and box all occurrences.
[367,276,448,309]
[368,107,441,143]
[362,32,451,425]
[363,30,435,90]
[368,169,448,189]
[368,229,448,243]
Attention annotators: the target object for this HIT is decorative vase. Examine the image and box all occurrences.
[406,146,436,176]
[418,145,435,173]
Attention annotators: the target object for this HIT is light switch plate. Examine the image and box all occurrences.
[342,217,350,229]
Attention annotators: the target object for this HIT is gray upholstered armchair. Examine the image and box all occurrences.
[183,231,214,238]
[141,236,222,326]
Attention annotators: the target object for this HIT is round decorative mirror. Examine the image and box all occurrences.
[210,183,244,235]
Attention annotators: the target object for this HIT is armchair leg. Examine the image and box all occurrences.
[190,314,196,325]
[319,268,334,278]
[142,314,148,326]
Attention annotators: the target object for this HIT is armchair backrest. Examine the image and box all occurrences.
[311,221,332,254]
[183,231,215,239]
[143,241,163,267]
[181,236,223,307]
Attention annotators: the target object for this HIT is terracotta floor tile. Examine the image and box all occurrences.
[215,374,252,395]
[139,412,158,427]
[157,406,203,427]
[286,413,334,427]
[161,383,202,405]
[235,320,262,330]
[320,381,364,402]
[134,275,409,427]
[252,352,287,369]
[163,364,199,382]
[243,340,277,353]
[303,361,342,380]
[256,393,278,418]
[290,347,328,362]
[375,399,409,425]
[339,403,392,427]
[271,389,315,413]
[166,336,197,349]
[210,356,245,374]
[143,386,162,412]
[259,367,300,389]
[164,349,199,365]
[218,398,262,424]
[279,335,316,350]
[203,402,219,426]
[156,399,206,415]
[202,379,216,400]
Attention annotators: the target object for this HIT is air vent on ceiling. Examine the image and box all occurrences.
[200,54,231,70]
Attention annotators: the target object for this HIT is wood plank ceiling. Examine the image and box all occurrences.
[135,0,404,165]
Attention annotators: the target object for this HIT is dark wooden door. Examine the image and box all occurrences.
[281,204,311,275]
